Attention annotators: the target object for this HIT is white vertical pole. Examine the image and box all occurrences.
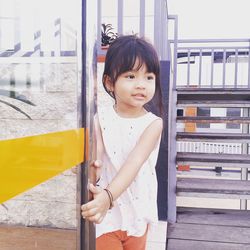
[139,0,145,37]
[117,0,123,35]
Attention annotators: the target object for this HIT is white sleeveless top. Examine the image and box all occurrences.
[96,105,161,238]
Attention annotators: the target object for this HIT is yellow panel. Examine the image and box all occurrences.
[0,129,84,204]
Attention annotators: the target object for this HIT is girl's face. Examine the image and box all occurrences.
[106,61,156,113]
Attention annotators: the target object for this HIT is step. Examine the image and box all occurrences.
[176,152,250,167]
[167,239,250,250]
[177,88,250,102]
[177,177,250,199]
[167,223,250,245]
[167,207,250,250]
[177,207,250,227]
[177,116,250,124]
[177,132,250,143]
[177,100,250,108]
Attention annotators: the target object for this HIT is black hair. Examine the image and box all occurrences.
[102,35,162,115]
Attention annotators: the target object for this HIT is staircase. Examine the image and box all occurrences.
[166,39,250,250]
[167,207,250,250]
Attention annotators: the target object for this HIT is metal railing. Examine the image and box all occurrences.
[177,141,242,154]
[97,0,169,60]
[0,17,77,91]
[0,17,76,58]
[170,39,250,88]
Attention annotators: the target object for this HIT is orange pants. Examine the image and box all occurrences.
[96,227,148,250]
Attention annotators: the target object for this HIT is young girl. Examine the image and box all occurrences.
[81,35,163,250]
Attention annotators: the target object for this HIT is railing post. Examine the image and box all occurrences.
[97,0,101,52]
[210,49,214,87]
[198,49,203,86]
[139,0,145,37]
[222,49,226,87]
[117,0,123,35]
[187,49,191,86]
[240,108,249,210]
[234,49,238,87]
[166,15,178,223]
[168,15,178,89]
[248,42,250,87]
[154,0,168,60]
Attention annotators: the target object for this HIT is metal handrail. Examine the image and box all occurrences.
[170,38,250,88]
[178,46,249,50]
[170,38,250,43]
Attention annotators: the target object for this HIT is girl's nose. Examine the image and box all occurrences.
[135,81,145,88]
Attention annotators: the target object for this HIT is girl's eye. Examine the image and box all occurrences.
[147,75,155,80]
[125,74,135,79]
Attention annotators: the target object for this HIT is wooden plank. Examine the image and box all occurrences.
[177,132,250,143]
[177,177,250,199]
[177,88,250,102]
[167,223,250,244]
[177,178,250,193]
[177,100,250,108]
[177,87,250,94]
[177,92,250,99]
[167,239,250,250]
[0,225,76,250]
[177,116,250,124]
[177,207,250,227]
[177,152,250,167]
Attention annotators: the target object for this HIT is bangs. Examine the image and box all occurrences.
[118,51,158,73]
[105,36,160,83]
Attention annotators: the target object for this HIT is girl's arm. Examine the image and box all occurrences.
[81,118,163,223]
[107,118,162,200]
[89,115,104,184]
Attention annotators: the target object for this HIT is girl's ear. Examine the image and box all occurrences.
[103,75,114,92]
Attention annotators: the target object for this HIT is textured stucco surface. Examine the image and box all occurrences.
[0,63,78,229]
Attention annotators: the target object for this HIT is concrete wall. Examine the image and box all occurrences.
[0,63,78,229]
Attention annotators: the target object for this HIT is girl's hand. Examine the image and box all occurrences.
[90,160,102,181]
[81,183,110,224]
[88,160,102,201]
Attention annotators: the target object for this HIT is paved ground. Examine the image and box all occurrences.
[147,221,167,250]
[0,221,168,250]
[0,225,76,250]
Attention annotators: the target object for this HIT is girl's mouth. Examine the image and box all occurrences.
[132,93,146,99]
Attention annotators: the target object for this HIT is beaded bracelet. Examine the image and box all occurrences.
[104,188,114,209]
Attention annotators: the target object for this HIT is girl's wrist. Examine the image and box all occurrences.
[103,188,114,209]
